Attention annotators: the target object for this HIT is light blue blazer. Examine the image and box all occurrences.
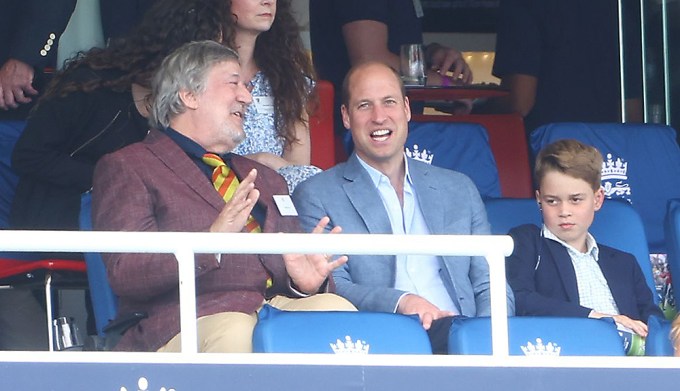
[293,154,515,317]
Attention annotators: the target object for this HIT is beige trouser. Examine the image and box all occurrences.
[157,293,356,353]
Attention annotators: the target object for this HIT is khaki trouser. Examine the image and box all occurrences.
[158,293,356,353]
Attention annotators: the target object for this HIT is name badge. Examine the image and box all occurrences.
[253,96,275,115]
[273,195,298,216]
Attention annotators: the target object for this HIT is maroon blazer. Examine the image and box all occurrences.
[92,129,317,351]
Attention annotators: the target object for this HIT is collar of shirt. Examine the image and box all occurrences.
[542,225,600,262]
[163,126,232,180]
[356,153,414,189]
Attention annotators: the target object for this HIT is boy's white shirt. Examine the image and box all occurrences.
[541,225,620,316]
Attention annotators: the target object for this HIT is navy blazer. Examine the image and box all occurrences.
[507,224,662,322]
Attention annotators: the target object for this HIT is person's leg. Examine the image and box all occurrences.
[157,312,258,353]
[427,316,454,355]
[268,293,356,311]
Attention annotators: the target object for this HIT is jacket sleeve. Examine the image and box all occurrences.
[293,177,406,313]
[507,225,592,317]
[627,253,664,322]
[12,86,99,192]
[92,151,219,301]
[9,0,77,68]
[459,175,515,316]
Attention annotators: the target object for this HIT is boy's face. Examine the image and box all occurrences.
[536,170,604,253]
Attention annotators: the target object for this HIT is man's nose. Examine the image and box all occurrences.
[238,83,253,104]
[371,105,387,123]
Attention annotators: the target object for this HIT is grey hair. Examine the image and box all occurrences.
[150,40,240,129]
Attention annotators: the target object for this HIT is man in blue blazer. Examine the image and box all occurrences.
[293,62,514,352]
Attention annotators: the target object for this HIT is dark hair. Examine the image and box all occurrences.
[534,139,603,191]
[223,0,315,146]
[41,0,228,101]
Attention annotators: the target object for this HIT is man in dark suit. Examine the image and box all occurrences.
[92,41,354,352]
[0,0,76,117]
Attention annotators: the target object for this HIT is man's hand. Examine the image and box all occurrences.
[283,216,347,294]
[397,294,455,330]
[426,44,473,85]
[209,168,260,233]
[590,311,649,337]
[0,59,38,110]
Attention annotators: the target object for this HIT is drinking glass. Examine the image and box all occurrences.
[400,44,426,86]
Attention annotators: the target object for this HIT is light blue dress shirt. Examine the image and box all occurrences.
[357,155,457,313]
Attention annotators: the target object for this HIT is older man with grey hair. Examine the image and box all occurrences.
[92,40,354,353]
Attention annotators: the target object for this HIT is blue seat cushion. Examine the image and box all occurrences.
[253,305,432,354]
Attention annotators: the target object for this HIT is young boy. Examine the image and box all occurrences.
[506,139,662,338]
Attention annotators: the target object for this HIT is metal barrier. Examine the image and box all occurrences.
[0,230,513,355]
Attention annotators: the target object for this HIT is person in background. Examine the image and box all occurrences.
[486,0,643,135]
[506,139,662,338]
[0,0,76,118]
[308,0,473,152]
[225,0,320,193]
[93,40,355,352]
[99,0,155,42]
[10,0,230,232]
[293,62,514,354]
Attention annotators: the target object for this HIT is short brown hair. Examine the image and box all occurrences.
[534,139,603,191]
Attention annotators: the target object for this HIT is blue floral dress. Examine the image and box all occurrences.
[233,72,321,193]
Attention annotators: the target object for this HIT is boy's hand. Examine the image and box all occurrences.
[589,311,649,337]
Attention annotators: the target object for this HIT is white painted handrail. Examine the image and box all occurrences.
[0,231,513,355]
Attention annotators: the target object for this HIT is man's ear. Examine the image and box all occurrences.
[535,190,542,210]
[179,89,199,110]
[341,104,351,130]
[404,96,412,121]
[594,187,605,211]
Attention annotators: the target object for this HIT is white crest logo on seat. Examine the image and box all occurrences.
[405,144,434,164]
[330,335,370,354]
[601,153,632,202]
[520,338,561,356]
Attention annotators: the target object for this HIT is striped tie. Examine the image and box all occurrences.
[202,153,262,233]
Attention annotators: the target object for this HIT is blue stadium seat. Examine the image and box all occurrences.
[530,122,680,253]
[79,191,118,338]
[484,198,540,235]
[645,315,674,356]
[253,305,432,354]
[484,198,659,304]
[79,191,147,349]
[406,121,501,199]
[0,120,25,228]
[448,316,625,356]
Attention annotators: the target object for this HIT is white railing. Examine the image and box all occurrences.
[0,230,513,355]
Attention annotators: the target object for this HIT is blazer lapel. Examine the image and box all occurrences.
[408,160,444,234]
[544,239,581,303]
[144,130,225,212]
[342,155,392,234]
[597,248,627,311]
